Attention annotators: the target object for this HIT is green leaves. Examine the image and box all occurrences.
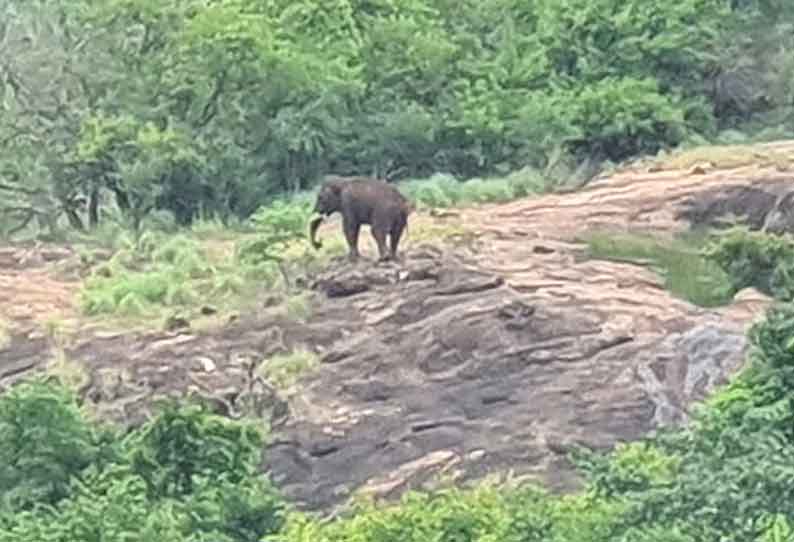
[236,198,314,266]
[702,226,794,300]
[0,378,100,513]
[126,400,265,498]
[4,0,793,235]
[564,77,693,159]
[0,378,286,542]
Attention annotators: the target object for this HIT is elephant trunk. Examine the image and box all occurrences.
[308,215,325,249]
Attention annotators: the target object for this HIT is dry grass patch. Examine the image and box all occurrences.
[403,216,479,249]
[654,142,794,171]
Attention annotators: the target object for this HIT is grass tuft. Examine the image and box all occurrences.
[282,292,313,323]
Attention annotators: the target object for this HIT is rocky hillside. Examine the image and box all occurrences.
[3,143,794,513]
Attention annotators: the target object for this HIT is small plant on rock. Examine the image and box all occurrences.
[257,348,319,390]
[282,292,313,322]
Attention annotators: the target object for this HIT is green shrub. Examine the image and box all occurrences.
[702,226,794,300]
[237,199,315,267]
[565,77,694,160]
[575,301,794,541]
[576,441,680,499]
[745,301,794,387]
[506,168,551,199]
[0,378,287,542]
[0,378,101,512]
[249,199,314,240]
[126,401,266,499]
[278,483,629,542]
[181,474,286,541]
[402,174,463,208]
[0,465,188,542]
[280,486,510,542]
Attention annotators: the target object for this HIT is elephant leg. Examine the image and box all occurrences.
[389,215,406,260]
[343,217,361,261]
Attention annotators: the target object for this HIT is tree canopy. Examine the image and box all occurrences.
[1,0,793,235]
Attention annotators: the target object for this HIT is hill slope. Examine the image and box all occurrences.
[3,143,794,511]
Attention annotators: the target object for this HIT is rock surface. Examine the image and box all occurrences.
[2,149,793,513]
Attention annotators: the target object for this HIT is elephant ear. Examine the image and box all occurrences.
[327,181,343,195]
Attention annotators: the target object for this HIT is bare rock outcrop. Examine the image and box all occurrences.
[263,251,759,510]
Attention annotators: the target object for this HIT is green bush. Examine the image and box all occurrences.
[126,401,266,498]
[236,198,314,267]
[564,77,694,160]
[0,377,286,542]
[574,301,794,540]
[279,487,510,542]
[248,199,314,243]
[277,484,627,542]
[1,466,188,542]
[702,226,794,300]
[0,379,102,513]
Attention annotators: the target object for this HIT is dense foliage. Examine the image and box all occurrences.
[0,378,286,541]
[2,0,794,236]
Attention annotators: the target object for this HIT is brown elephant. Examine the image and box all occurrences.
[309,175,413,262]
